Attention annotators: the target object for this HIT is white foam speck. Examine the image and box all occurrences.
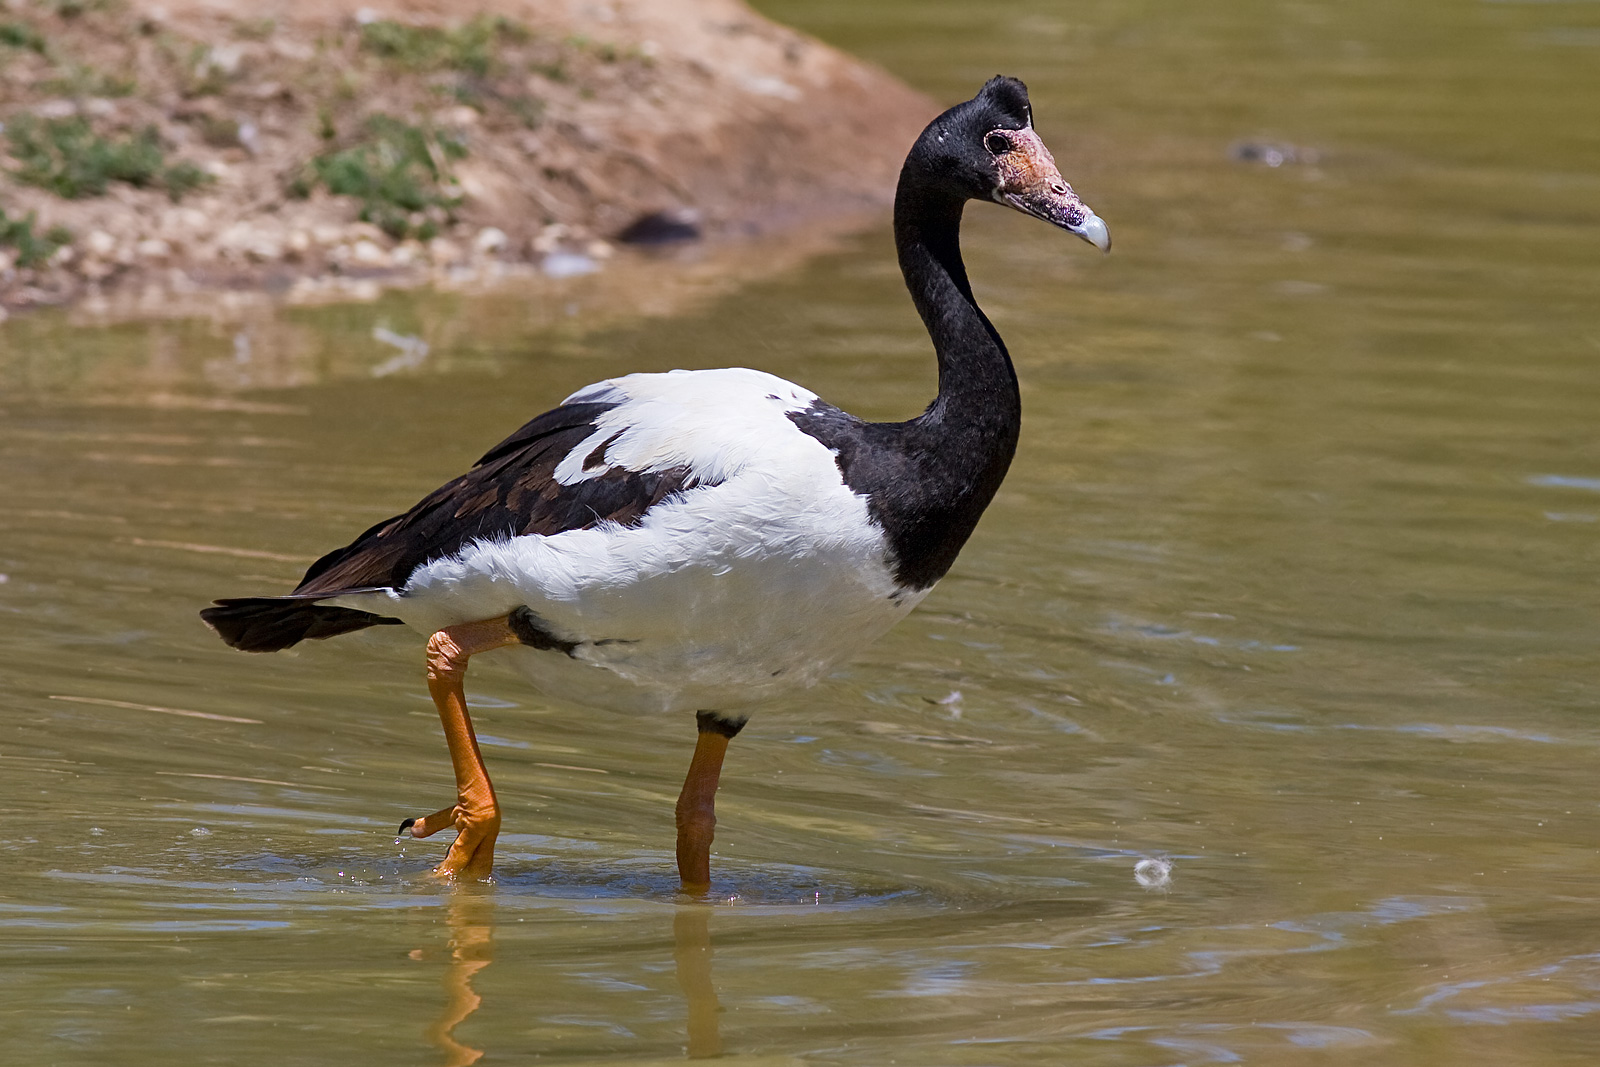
[1135,857,1172,889]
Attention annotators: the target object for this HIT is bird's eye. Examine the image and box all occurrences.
[984,132,1010,155]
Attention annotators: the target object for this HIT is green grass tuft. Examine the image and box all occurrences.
[359,16,528,76]
[42,0,115,19]
[290,115,467,240]
[0,20,49,55]
[41,61,137,97]
[0,208,72,269]
[6,115,211,200]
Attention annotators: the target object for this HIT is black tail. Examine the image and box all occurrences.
[200,593,403,653]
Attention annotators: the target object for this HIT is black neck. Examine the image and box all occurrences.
[893,176,1021,495]
[786,164,1026,590]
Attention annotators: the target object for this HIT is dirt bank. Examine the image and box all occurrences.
[0,0,933,316]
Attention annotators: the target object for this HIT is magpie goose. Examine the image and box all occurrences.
[202,76,1109,887]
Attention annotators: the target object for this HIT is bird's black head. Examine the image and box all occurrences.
[904,76,1109,252]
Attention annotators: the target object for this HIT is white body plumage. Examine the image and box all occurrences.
[329,368,928,715]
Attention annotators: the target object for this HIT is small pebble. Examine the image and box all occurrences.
[531,223,569,254]
[350,240,389,267]
[473,226,508,255]
[542,252,599,278]
[427,237,463,264]
[84,230,117,258]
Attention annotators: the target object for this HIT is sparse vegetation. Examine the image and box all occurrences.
[41,61,137,97]
[443,76,546,128]
[505,93,546,128]
[38,0,109,20]
[0,0,909,314]
[0,20,49,55]
[528,57,568,83]
[231,18,277,42]
[0,208,71,269]
[40,0,112,21]
[178,43,234,97]
[358,16,529,76]
[290,115,466,240]
[6,115,211,201]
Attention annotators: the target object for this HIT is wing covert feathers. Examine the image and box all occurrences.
[202,398,710,651]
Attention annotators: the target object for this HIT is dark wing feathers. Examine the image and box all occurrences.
[469,400,610,468]
[204,398,714,651]
[200,593,403,653]
[291,401,611,593]
[293,400,708,597]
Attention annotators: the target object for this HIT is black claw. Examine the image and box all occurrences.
[398,817,417,836]
[696,710,747,738]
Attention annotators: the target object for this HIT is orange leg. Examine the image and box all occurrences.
[676,712,744,893]
[400,615,523,880]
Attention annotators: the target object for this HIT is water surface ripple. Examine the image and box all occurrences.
[3,0,1599,1062]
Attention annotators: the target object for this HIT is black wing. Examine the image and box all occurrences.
[202,399,712,651]
[297,399,713,594]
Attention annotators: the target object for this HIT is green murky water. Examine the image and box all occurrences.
[4,0,1600,1062]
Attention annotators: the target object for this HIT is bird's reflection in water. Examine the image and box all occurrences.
[673,906,722,1058]
[419,887,724,1062]
[424,887,494,1067]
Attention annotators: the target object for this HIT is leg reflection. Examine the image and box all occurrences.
[673,906,722,1058]
[425,887,495,1067]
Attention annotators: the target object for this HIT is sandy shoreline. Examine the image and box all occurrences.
[0,0,932,317]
